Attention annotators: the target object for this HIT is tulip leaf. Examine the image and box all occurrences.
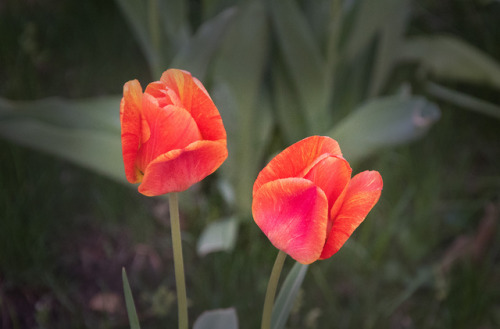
[270,0,329,132]
[193,308,238,329]
[0,97,120,132]
[159,0,190,49]
[197,217,238,256]
[426,82,500,120]
[122,268,141,329]
[342,0,403,59]
[0,97,125,183]
[212,1,272,214]
[328,94,441,163]
[115,0,186,76]
[271,262,309,329]
[399,35,500,89]
[114,0,159,74]
[368,0,410,97]
[272,62,309,143]
[171,6,237,80]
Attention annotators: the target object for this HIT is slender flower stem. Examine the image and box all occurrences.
[261,250,287,329]
[169,192,188,329]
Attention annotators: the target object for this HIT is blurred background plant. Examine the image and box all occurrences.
[0,0,499,328]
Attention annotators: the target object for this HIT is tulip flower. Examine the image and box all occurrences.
[252,136,383,265]
[120,69,228,196]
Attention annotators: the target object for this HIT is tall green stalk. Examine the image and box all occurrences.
[169,192,188,329]
[261,250,287,329]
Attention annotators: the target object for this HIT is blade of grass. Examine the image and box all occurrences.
[122,268,141,329]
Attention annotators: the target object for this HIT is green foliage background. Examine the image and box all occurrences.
[0,0,499,328]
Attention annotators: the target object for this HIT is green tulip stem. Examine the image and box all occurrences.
[169,192,188,329]
[261,250,287,329]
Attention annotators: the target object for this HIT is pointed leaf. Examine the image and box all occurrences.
[122,268,141,329]
[426,82,500,120]
[171,7,237,80]
[368,0,410,97]
[159,0,190,48]
[270,0,329,132]
[272,62,309,143]
[212,1,272,213]
[342,0,403,58]
[193,308,238,329]
[0,97,125,183]
[0,96,120,132]
[328,95,441,163]
[399,35,500,89]
[271,262,309,329]
[114,0,159,73]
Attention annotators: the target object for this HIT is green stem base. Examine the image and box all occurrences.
[261,250,287,329]
[169,192,188,329]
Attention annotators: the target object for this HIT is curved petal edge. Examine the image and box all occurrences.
[252,178,329,264]
[320,170,383,259]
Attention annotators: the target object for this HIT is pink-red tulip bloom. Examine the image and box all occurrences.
[120,69,227,196]
[252,136,383,264]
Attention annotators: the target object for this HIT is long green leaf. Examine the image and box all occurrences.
[114,0,159,74]
[328,94,441,163]
[193,308,238,329]
[426,82,500,120]
[272,61,309,144]
[171,7,237,80]
[368,0,410,97]
[0,97,125,183]
[212,1,271,214]
[122,268,141,329]
[270,0,329,132]
[0,97,120,132]
[342,0,402,59]
[271,262,309,329]
[159,0,190,49]
[399,35,500,89]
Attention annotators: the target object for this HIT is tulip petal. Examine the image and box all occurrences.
[120,79,144,183]
[252,178,329,264]
[145,81,183,108]
[160,69,226,141]
[320,170,383,259]
[136,94,202,173]
[253,136,342,196]
[138,140,228,196]
[303,155,351,211]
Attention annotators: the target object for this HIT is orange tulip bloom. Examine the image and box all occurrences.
[252,136,383,264]
[120,69,228,196]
